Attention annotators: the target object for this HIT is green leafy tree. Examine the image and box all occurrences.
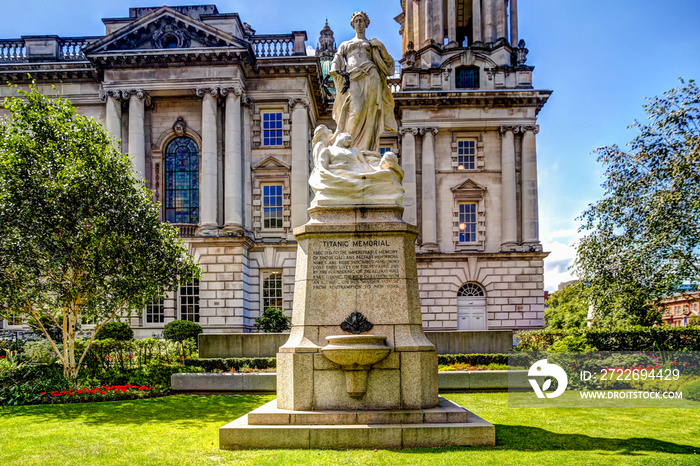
[574,79,699,326]
[255,307,290,333]
[544,282,589,330]
[0,86,200,380]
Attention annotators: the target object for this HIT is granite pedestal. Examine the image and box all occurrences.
[219,206,495,449]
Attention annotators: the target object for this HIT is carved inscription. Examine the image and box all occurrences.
[310,239,401,289]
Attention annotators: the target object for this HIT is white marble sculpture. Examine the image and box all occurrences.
[310,11,403,207]
[309,127,404,207]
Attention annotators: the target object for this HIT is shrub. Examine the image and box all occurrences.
[23,340,58,364]
[684,379,700,402]
[549,335,597,352]
[163,320,203,343]
[0,363,69,406]
[95,321,134,341]
[255,307,290,333]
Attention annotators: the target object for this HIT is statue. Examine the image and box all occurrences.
[309,12,403,208]
[330,11,398,154]
[309,128,404,207]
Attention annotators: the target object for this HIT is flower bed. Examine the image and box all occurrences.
[40,384,164,404]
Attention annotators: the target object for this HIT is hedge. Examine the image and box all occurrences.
[437,353,529,367]
[183,357,276,372]
[184,355,531,371]
[516,327,700,351]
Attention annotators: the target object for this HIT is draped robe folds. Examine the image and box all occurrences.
[331,39,398,152]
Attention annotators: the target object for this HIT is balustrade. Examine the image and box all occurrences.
[59,37,97,60]
[251,35,295,57]
[0,39,27,62]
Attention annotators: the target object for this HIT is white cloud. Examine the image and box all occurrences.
[542,239,578,292]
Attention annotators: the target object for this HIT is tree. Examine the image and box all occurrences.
[544,282,589,330]
[574,79,699,326]
[255,307,291,333]
[0,86,200,379]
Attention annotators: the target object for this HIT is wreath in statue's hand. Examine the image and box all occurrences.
[337,70,351,94]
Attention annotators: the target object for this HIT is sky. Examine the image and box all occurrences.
[2,0,699,291]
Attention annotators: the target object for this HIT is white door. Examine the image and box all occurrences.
[457,297,486,330]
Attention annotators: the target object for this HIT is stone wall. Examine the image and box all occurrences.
[417,253,546,330]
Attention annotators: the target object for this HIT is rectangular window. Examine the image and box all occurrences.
[179,278,199,322]
[457,139,476,170]
[458,202,478,243]
[261,270,283,311]
[144,296,165,324]
[262,184,284,229]
[379,145,392,155]
[456,67,479,89]
[262,111,283,146]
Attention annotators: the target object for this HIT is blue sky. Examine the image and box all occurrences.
[3,0,700,291]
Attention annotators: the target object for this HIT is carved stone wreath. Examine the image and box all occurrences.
[152,24,190,49]
[340,312,373,334]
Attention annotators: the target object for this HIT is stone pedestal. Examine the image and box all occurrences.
[220,206,495,449]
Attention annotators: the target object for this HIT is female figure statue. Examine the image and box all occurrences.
[330,11,398,153]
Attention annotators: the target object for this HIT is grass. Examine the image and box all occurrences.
[1,393,700,465]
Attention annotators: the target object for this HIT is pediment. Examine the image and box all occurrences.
[451,178,487,193]
[83,6,249,55]
[252,156,290,171]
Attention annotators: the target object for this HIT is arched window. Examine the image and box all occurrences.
[458,283,485,297]
[455,66,479,89]
[165,137,199,224]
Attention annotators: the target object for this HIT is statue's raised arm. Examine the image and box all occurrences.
[330,11,398,154]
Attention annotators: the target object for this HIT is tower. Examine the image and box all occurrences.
[393,0,550,331]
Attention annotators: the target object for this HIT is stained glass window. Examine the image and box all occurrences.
[456,66,479,89]
[165,137,199,224]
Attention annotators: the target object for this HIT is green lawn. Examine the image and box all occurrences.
[2,393,699,465]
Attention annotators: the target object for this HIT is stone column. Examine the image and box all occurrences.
[510,0,519,47]
[290,97,310,229]
[222,86,243,235]
[100,90,123,148]
[483,0,495,43]
[242,95,254,233]
[496,0,506,40]
[196,87,219,234]
[399,127,419,225]
[127,89,147,181]
[500,126,517,249]
[421,127,439,251]
[424,0,434,46]
[447,0,457,46]
[404,0,414,51]
[521,125,540,245]
[432,0,444,45]
[472,0,483,44]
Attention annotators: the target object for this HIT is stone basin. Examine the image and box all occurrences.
[322,335,391,398]
[322,335,390,368]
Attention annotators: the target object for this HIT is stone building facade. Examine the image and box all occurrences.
[0,1,549,337]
